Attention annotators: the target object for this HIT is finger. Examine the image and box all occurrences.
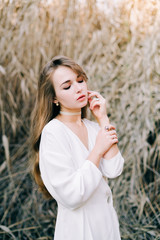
[109,125,116,130]
[88,91,102,99]
[107,134,117,139]
[104,130,116,136]
[88,94,99,104]
[106,134,118,140]
[104,125,116,131]
[108,130,117,135]
[89,98,101,110]
[88,90,99,94]
[109,136,118,142]
[107,138,118,146]
[112,135,118,140]
[112,138,118,144]
[88,94,101,101]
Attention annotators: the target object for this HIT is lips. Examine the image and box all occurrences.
[77,95,86,100]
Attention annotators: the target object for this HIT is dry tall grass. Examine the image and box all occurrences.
[0,0,160,239]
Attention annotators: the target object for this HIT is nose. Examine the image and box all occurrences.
[74,82,82,93]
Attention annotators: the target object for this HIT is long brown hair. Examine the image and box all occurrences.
[30,55,88,198]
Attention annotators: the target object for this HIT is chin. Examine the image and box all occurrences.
[80,101,88,108]
[67,100,88,110]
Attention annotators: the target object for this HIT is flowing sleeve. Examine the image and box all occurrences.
[99,151,124,179]
[86,119,124,179]
[39,125,102,210]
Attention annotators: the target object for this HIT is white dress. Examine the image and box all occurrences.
[39,118,124,240]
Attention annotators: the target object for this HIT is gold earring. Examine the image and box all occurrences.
[56,102,59,106]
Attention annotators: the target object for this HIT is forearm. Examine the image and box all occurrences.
[96,115,110,127]
[98,115,119,160]
[103,144,119,160]
[87,146,103,168]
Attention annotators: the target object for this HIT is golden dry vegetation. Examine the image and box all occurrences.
[0,0,160,239]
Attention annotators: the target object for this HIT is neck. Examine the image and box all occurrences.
[57,110,83,125]
[60,110,81,116]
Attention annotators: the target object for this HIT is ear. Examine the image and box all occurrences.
[52,97,57,104]
[52,98,59,106]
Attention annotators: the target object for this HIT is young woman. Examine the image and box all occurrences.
[31,55,124,240]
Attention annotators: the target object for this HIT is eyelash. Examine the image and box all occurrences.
[64,86,71,90]
[63,80,84,90]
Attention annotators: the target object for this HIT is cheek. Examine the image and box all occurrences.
[56,91,73,103]
[83,81,88,90]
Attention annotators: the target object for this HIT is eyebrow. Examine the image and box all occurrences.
[60,80,70,87]
[60,75,81,87]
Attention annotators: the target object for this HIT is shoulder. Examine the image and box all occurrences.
[41,118,65,141]
[42,118,61,133]
[40,119,71,150]
[40,119,71,153]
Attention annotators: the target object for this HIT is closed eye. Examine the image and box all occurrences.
[63,85,71,90]
[63,79,84,90]
[78,79,84,83]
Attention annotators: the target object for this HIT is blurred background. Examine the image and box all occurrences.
[0,0,160,239]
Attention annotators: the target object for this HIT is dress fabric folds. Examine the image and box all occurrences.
[39,118,124,240]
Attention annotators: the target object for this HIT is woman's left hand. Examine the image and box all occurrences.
[88,90,107,122]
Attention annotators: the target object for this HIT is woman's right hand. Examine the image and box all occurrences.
[94,125,118,157]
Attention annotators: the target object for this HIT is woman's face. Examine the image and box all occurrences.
[52,66,88,112]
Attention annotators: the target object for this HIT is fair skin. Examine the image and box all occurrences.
[52,66,119,168]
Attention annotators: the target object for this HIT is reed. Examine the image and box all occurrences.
[0,0,160,239]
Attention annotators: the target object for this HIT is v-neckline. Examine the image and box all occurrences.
[54,118,89,152]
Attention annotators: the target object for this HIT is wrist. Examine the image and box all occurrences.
[93,145,103,158]
[87,146,103,167]
[97,115,110,128]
